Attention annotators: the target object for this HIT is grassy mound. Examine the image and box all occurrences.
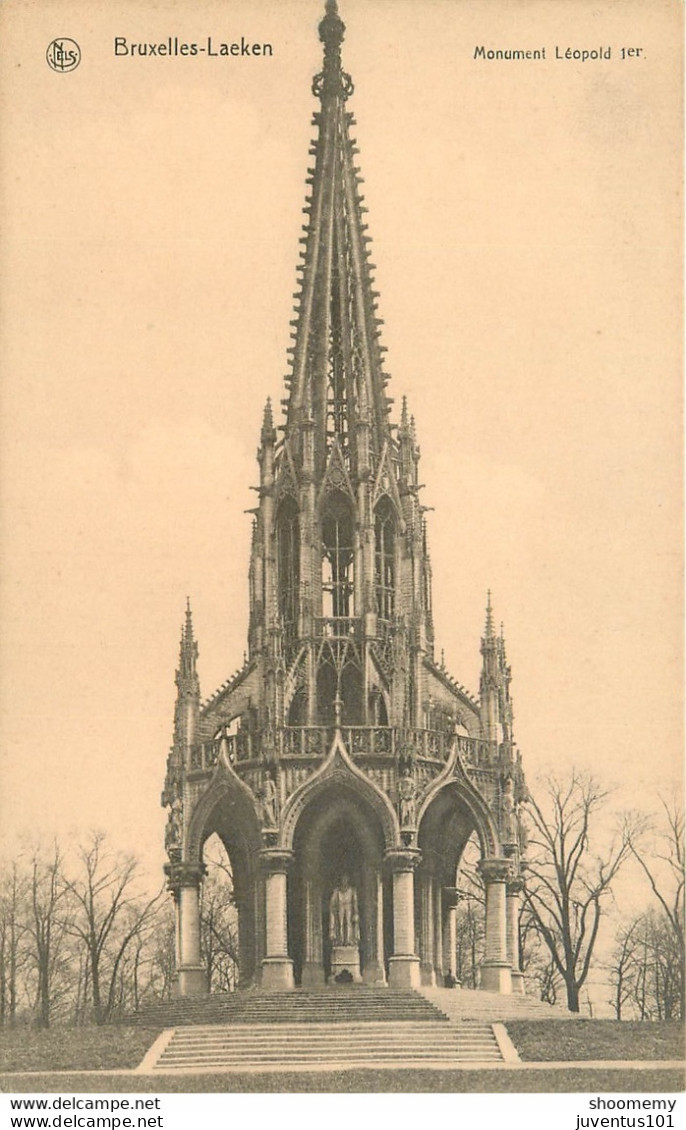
[507,1019,685,1062]
[0,1026,161,1073]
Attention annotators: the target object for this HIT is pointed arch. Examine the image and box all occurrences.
[186,767,262,866]
[279,733,399,851]
[416,775,500,865]
[276,495,300,636]
[320,489,355,619]
[374,495,396,621]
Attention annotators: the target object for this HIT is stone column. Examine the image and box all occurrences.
[362,867,386,984]
[478,858,512,994]
[418,870,435,985]
[254,876,266,986]
[301,876,325,987]
[506,876,525,995]
[443,887,459,986]
[173,862,207,997]
[260,849,295,990]
[386,848,421,988]
[432,878,444,985]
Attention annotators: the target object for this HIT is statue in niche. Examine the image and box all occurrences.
[165,792,183,854]
[259,773,278,828]
[329,874,360,946]
[500,775,517,843]
[397,770,416,828]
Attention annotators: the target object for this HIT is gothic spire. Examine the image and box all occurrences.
[177,598,199,690]
[283,0,391,478]
[261,397,275,446]
[174,598,200,753]
[484,589,495,641]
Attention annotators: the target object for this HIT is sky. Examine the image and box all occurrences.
[0,0,682,935]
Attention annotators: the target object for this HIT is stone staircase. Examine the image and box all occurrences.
[149,1019,503,1071]
[132,987,447,1028]
[420,986,577,1022]
[135,989,508,1071]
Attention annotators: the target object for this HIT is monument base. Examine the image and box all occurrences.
[480,962,512,994]
[261,956,295,990]
[177,965,207,996]
[388,955,421,988]
[510,971,526,995]
[329,945,362,983]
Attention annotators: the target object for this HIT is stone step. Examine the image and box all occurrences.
[132,988,448,1028]
[152,1021,502,1070]
[418,987,575,1022]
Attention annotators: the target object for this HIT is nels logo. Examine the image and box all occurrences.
[46,38,81,72]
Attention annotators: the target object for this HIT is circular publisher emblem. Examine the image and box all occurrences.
[46,38,81,72]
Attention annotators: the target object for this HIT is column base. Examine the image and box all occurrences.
[480,963,512,994]
[510,971,526,995]
[362,960,387,986]
[177,965,207,996]
[261,957,295,990]
[420,963,436,987]
[388,955,421,988]
[329,945,362,983]
[301,962,326,987]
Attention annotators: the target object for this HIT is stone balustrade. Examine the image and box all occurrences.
[187,727,500,773]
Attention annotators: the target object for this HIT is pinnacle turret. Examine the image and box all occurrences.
[174,599,200,753]
[484,589,495,641]
[261,397,275,446]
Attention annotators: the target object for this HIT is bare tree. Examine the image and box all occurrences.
[606,915,643,1020]
[452,835,484,989]
[0,863,27,1026]
[522,772,631,1013]
[23,843,72,1028]
[627,799,684,1020]
[65,832,162,1024]
[201,843,239,993]
[519,902,564,1004]
[146,902,177,1003]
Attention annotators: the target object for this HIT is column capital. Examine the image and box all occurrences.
[443,886,459,909]
[385,847,422,873]
[478,857,512,884]
[507,876,525,896]
[164,859,206,894]
[259,848,295,875]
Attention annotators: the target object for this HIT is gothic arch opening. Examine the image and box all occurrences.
[316,659,337,725]
[288,786,388,985]
[287,685,308,726]
[188,782,262,988]
[414,783,490,987]
[276,496,300,637]
[374,497,396,621]
[321,491,355,620]
[201,834,239,993]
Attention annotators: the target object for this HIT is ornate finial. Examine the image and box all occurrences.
[400,395,409,432]
[485,590,495,639]
[313,0,353,101]
[176,598,199,693]
[184,597,194,641]
[261,397,275,445]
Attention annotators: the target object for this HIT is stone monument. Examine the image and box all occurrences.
[328,875,361,982]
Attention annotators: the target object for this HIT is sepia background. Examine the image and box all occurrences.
[0,0,682,941]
